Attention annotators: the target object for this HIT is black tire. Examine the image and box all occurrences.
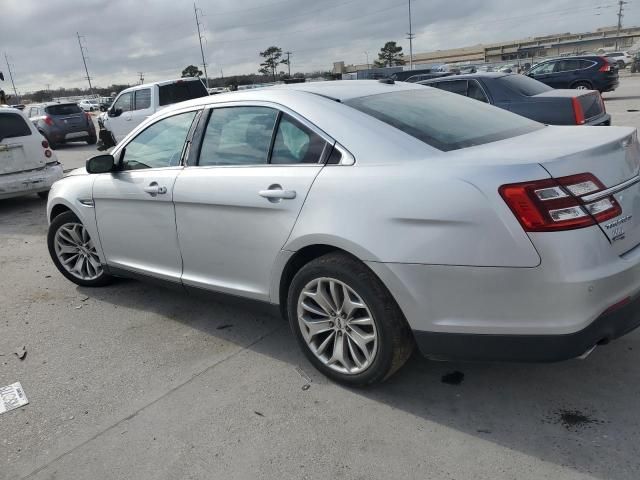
[617,60,625,69]
[572,81,593,90]
[37,190,49,199]
[87,135,97,145]
[287,252,414,386]
[47,211,113,287]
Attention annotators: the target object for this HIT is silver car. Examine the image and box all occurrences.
[46,80,640,385]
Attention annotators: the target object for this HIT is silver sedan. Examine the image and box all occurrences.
[46,80,640,385]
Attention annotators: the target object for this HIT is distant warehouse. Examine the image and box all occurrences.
[334,25,640,75]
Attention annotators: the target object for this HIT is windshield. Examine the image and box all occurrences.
[498,74,552,96]
[344,89,543,152]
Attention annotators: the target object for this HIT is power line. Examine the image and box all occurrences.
[285,51,292,76]
[76,32,93,92]
[194,3,210,89]
[4,53,19,103]
[615,0,629,49]
[407,0,414,70]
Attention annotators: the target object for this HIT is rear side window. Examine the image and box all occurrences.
[467,81,489,102]
[556,60,580,72]
[436,80,467,95]
[345,89,542,152]
[0,112,32,141]
[135,89,151,110]
[271,114,326,164]
[159,80,208,106]
[199,107,278,166]
[45,104,82,115]
[498,74,552,96]
[580,60,597,69]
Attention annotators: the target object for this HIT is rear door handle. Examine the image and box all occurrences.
[259,186,296,201]
[143,182,167,197]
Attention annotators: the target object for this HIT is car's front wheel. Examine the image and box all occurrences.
[47,211,113,287]
[287,252,414,386]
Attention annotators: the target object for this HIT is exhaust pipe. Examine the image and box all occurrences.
[576,345,597,360]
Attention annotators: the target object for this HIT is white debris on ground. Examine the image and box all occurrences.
[0,382,29,415]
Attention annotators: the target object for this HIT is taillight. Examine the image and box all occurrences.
[44,150,52,158]
[572,97,585,125]
[598,58,611,72]
[599,92,606,113]
[41,140,49,149]
[499,173,621,232]
[44,115,54,126]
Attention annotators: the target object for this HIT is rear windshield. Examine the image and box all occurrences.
[0,112,32,141]
[344,89,542,152]
[159,80,208,106]
[45,104,82,115]
[498,74,552,96]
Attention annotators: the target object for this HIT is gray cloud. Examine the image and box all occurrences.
[2,0,638,92]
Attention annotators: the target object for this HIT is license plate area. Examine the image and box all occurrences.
[65,131,88,140]
[602,181,640,255]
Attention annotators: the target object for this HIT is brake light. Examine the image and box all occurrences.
[41,140,49,149]
[499,173,621,232]
[572,97,585,125]
[598,58,611,72]
[44,115,54,126]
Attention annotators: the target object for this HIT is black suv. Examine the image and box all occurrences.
[527,56,619,92]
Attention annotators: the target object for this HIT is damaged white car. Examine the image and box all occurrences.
[0,106,63,200]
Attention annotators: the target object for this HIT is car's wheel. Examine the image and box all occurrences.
[47,211,113,287]
[572,81,593,90]
[287,252,414,386]
[37,190,49,199]
[617,60,625,69]
[87,135,97,145]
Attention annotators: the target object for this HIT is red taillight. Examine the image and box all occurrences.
[44,115,54,126]
[598,58,611,72]
[85,112,91,120]
[500,173,622,232]
[41,140,49,149]
[572,97,585,125]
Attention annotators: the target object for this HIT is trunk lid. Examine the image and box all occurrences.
[533,90,605,122]
[453,125,640,255]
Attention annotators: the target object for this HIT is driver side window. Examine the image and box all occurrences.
[112,92,133,113]
[120,111,197,170]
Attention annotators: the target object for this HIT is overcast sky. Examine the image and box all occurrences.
[2,0,639,93]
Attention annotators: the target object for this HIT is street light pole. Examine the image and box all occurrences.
[615,0,628,50]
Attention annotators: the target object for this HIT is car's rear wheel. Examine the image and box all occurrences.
[47,211,113,287]
[287,252,414,386]
[572,81,593,90]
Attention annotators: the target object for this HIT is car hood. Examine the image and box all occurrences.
[66,167,88,176]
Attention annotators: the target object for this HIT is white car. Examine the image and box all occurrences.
[78,99,100,112]
[604,51,632,68]
[0,106,63,200]
[46,81,640,385]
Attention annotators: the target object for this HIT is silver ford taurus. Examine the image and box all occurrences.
[46,80,640,385]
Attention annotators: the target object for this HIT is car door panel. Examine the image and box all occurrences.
[93,168,183,281]
[174,165,323,299]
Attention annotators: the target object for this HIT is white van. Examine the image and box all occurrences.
[0,107,63,199]
[98,78,208,147]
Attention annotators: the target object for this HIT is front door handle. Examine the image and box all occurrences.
[259,185,297,202]
[143,182,167,197]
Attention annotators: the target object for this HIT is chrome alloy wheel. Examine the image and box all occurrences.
[54,222,103,281]
[297,277,378,375]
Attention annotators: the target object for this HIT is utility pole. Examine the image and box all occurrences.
[406,0,414,70]
[193,3,210,88]
[364,51,370,69]
[615,1,628,50]
[285,51,292,77]
[4,53,19,103]
[138,72,145,84]
[76,32,93,92]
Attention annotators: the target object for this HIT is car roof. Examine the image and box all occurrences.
[419,72,510,83]
[119,77,204,94]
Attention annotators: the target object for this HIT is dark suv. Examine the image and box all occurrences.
[527,56,619,92]
[28,102,97,149]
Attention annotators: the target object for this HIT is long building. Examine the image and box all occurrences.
[334,25,640,74]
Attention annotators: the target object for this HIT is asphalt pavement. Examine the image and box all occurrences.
[1,76,640,480]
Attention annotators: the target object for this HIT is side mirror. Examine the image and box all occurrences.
[108,108,122,117]
[86,154,115,174]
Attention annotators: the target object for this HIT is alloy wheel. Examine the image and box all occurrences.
[54,222,103,281]
[297,277,378,375]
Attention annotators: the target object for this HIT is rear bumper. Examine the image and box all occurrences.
[0,163,64,199]
[413,294,640,361]
[585,113,611,126]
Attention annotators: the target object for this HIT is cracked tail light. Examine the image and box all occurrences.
[499,173,621,232]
